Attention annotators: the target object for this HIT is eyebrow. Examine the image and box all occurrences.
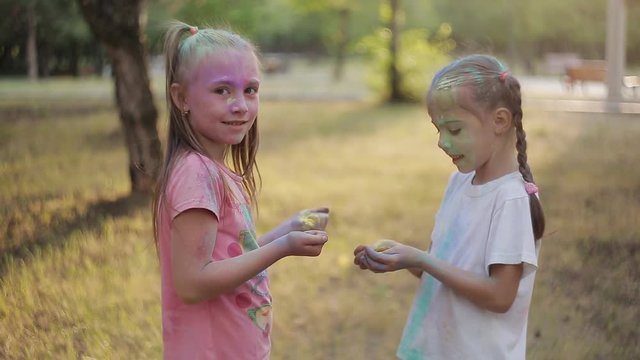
[207,77,261,87]
[432,118,461,126]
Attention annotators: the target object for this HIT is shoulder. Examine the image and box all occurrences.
[494,173,528,203]
[173,152,221,177]
[166,151,225,195]
[168,151,225,187]
[164,152,226,215]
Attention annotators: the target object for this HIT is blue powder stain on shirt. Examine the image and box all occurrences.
[398,198,463,359]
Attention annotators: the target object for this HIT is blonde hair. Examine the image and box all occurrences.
[153,21,261,247]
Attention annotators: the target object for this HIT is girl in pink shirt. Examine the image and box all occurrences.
[153,22,330,359]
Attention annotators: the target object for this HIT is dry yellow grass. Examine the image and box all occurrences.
[0,87,638,359]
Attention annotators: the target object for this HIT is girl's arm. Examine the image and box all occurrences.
[171,208,328,304]
[258,207,329,246]
[361,243,523,313]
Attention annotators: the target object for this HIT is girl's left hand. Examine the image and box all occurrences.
[290,207,330,232]
[358,241,426,273]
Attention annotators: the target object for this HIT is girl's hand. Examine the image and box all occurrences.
[257,208,329,247]
[291,208,330,232]
[278,230,328,257]
[353,240,399,270]
[358,241,426,273]
[353,245,367,269]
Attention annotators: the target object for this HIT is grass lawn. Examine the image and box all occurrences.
[0,77,638,359]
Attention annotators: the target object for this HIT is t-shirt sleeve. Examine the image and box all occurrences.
[165,155,224,222]
[485,196,538,278]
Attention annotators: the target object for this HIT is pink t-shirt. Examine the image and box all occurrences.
[158,151,272,360]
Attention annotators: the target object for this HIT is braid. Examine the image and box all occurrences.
[514,113,533,183]
[506,78,545,240]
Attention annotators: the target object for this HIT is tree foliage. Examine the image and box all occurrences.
[1,0,639,77]
[0,0,96,76]
[356,24,454,102]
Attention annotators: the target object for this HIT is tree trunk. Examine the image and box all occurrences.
[77,0,162,194]
[26,3,38,81]
[388,0,405,102]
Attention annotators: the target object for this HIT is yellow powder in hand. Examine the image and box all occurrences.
[373,239,395,252]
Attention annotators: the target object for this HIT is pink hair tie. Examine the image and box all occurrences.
[499,71,509,82]
[189,26,198,35]
[525,182,538,195]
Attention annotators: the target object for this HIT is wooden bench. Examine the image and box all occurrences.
[565,60,607,91]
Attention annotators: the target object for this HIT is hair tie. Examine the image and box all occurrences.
[189,26,198,35]
[499,71,509,82]
[524,182,538,195]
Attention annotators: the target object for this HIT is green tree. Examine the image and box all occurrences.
[356,23,454,102]
[356,0,454,102]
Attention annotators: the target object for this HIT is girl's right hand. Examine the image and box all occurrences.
[353,239,398,270]
[360,241,426,273]
[278,230,328,257]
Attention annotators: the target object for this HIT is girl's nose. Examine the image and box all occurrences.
[230,97,248,114]
[437,135,448,150]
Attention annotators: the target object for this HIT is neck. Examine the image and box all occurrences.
[473,136,518,185]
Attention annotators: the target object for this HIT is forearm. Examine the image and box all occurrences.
[416,253,515,313]
[175,239,286,303]
[257,221,291,246]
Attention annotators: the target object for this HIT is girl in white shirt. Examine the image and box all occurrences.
[354,54,545,360]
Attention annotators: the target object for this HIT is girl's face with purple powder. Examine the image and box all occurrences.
[179,48,260,159]
[428,87,498,179]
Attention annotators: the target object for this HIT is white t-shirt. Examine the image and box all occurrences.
[397,171,540,360]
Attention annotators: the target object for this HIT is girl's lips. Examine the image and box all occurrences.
[223,121,247,126]
[451,154,464,162]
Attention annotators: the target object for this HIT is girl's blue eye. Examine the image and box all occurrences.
[245,87,258,95]
[450,128,461,135]
[214,88,230,95]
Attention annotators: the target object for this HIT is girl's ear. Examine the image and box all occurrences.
[170,83,188,112]
[492,107,513,135]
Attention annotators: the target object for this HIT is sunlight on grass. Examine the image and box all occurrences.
[0,86,638,358]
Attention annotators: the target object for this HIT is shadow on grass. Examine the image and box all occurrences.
[0,192,150,278]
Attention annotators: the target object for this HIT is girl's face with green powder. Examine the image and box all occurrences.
[427,87,497,177]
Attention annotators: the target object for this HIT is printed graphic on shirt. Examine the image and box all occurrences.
[248,304,272,333]
[233,202,272,331]
[240,229,259,252]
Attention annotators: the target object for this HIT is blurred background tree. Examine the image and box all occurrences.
[78,0,162,194]
[1,0,638,190]
[0,0,97,78]
[3,0,639,81]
